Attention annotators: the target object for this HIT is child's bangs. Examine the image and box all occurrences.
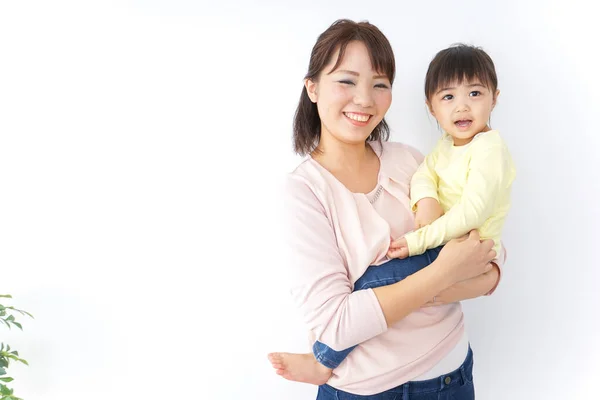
[426,46,497,100]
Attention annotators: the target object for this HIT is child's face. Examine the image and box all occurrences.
[427,79,499,146]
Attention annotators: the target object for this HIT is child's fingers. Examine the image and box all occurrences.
[387,248,407,259]
[389,248,409,259]
[390,237,406,246]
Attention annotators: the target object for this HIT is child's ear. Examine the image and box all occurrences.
[305,78,318,103]
[426,100,435,116]
[492,89,500,108]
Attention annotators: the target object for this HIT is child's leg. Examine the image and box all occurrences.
[355,246,441,290]
[310,247,442,369]
[268,247,442,384]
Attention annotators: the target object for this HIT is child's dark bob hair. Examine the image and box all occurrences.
[425,44,498,102]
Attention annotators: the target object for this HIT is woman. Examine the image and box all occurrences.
[268,19,503,399]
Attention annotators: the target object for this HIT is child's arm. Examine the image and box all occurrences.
[410,141,445,229]
[414,197,444,229]
[410,141,442,211]
[403,136,515,257]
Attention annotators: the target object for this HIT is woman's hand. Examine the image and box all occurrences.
[434,230,496,285]
[422,263,500,307]
[373,230,496,328]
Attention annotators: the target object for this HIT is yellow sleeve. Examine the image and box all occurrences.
[410,140,442,211]
[405,139,515,256]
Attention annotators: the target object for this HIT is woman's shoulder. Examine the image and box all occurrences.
[284,158,328,204]
[373,141,425,174]
[379,140,425,163]
[283,141,426,201]
[287,157,322,186]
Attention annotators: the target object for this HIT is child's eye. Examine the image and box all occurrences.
[442,94,453,100]
[469,91,481,97]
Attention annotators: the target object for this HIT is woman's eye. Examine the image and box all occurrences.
[339,80,354,85]
[375,83,389,89]
[442,94,453,100]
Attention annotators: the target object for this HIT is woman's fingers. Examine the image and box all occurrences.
[438,232,499,283]
[481,238,494,248]
[468,229,481,241]
[479,239,496,262]
[484,262,494,273]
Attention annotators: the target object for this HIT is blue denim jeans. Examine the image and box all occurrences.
[316,346,474,399]
[313,247,443,369]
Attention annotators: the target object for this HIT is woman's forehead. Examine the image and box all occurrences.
[323,41,391,79]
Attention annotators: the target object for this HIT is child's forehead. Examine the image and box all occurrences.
[437,76,488,90]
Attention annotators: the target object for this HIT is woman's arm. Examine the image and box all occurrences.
[422,240,507,306]
[421,263,500,307]
[285,177,496,349]
[285,177,390,351]
[373,231,496,326]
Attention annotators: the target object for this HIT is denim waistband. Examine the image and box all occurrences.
[319,346,473,399]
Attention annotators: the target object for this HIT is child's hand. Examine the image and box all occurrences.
[414,197,444,229]
[387,237,409,259]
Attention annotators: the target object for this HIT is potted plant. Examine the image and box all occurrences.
[0,295,33,400]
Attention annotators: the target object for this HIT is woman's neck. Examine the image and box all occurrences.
[312,137,372,175]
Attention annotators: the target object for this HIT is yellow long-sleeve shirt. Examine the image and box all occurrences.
[404,130,516,256]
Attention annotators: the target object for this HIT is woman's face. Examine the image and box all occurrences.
[305,41,392,147]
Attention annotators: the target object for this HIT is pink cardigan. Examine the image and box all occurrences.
[284,141,505,395]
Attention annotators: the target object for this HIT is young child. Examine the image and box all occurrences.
[387,43,515,261]
[269,43,516,385]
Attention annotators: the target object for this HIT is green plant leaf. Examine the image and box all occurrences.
[2,307,33,320]
[0,384,10,395]
[0,296,12,299]
[0,378,12,383]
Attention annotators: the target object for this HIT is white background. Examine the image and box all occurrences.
[1,1,598,399]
